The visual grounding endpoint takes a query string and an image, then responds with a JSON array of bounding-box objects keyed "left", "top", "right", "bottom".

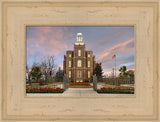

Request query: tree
[
  {"left": 32, "top": 62, "right": 40, "bottom": 67},
  {"left": 119, "top": 66, "right": 128, "bottom": 78},
  {"left": 40, "top": 56, "right": 57, "bottom": 83},
  {"left": 26, "top": 65, "right": 31, "bottom": 85},
  {"left": 93, "top": 63, "right": 103, "bottom": 82},
  {"left": 55, "top": 67, "right": 63, "bottom": 82},
  {"left": 127, "top": 70, "right": 135, "bottom": 83},
  {"left": 30, "top": 66, "right": 42, "bottom": 83}
]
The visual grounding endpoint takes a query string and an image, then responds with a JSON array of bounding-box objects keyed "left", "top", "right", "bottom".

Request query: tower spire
[
  {"left": 75, "top": 33, "right": 85, "bottom": 45},
  {"left": 77, "top": 33, "right": 83, "bottom": 41}
]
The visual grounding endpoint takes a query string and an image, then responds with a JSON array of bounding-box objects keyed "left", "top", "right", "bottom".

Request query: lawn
[{"left": 26, "top": 83, "right": 40, "bottom": 88}]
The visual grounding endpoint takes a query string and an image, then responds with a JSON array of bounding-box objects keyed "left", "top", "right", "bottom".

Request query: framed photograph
[
  {"left": 0, "top": 0, "right": 159, "bottom": 121},
  {"left": 26, "top": 26, "right": 135, "bottom": 96}
]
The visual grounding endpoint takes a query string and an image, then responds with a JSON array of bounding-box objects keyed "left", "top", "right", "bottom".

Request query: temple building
[{"left": 63, "top": 33, "right": 96, "bottom": 82}]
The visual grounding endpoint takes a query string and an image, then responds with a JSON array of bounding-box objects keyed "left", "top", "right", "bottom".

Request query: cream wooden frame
[{"left": 0, "top": 0, "right": 159, "bottom": 121}]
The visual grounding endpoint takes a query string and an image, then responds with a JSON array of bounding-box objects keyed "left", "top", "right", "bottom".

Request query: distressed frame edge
[{"left": 0, "top": 0, "right": 159, "bottom": 121}]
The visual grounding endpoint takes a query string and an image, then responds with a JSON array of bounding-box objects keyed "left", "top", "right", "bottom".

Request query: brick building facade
[{"left": 63, "top": 33, "right": 96, "bottom": 82}]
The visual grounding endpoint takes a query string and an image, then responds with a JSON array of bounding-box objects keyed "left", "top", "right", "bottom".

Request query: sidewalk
[{"left": 61, "top": 88, "right": 98, "bottom": 97}]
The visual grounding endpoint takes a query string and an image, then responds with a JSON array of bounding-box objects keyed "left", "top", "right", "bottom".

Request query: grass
[{"left": 26, "top": 83, "right": 41, "bottom": 88}]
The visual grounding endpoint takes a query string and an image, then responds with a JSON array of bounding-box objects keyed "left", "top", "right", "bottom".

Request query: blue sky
[{"left": 26, "top": 26, "right": 134, "bottom": 76}]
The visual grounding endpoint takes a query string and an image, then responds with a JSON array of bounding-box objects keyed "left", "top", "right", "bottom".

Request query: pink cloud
[
  {"left": 96, "top": 38, "right": 134, "bottom": 61},
  {"left": 88, "top": 30, "right": 131, "bottom": 50},
  {"left": 27, "top": 48, "right": 35, "bottom": 55},
  {"left": 27, "top": 27, "right": 74, "bottom": 57},
  {"left": 127, "top": 68, "right": 135, "bottom": 71},
  {"left": 104, "top": 70, "right": 120, "bottom": 77},
  {"left": 104, "top": 68, "right": 134, "bottom": 77}
]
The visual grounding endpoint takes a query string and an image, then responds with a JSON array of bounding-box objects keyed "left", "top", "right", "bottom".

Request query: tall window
[
  {"left": 78, "top": 50, "right": 81, "bottom": 56},
  {"left": 69, "top": 54, "right": 71, "bottom": 57},
  {"left": 77, "top": 70, "right": 81, "bottom": 78},
  {"left": 88, "top": 71, "right": 90, "bottom": 78},
  {"left": 77, "top": 60, "right": 82, "bottom": 67},
  {"left": 69, "top": 71, "right": 71, "bottom": 78},
  {"left": 88, "top": 61, "right": 90, "bottom": 67},
  {"left": 88, "top": 54, "right": 90, "bottom": 57},
  {"left": 69, "top": 61, "right": 71, "bottom": 67}
]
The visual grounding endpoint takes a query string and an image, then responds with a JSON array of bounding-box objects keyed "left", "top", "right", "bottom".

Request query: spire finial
[
  {"left": 75, "top": 33, "right": 84, "bottom": 45},
  {"left": 77, "top": 33, "right": 83, "bottom": 41}
]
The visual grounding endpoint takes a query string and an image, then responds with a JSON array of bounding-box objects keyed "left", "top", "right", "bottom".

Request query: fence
[
  {"left": 63, "top": 74, "right": 69, "bottom": 90},
  {"left": 93, "top": 75, "right": 97, "bottom": 91},
  {"left": 103, "top": 77, "right": 134, "bottom": 86}
]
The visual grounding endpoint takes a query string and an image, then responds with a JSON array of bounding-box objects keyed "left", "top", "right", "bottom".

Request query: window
[
  {"left": 69, "top": 71, "right": 71, "bottom": 78},
  {"left": 77, "top": 70, "right": 82, "bottom": 78},
  {"left": 69, "top": 54, "right": 71, "bottom": 57},
  {"left": 78, "top": 50, "right": 81, "bottom": 56},
  {"left": 88, "top": 61, "right": 90, "bottom": 67},
  {"left": 77, "top": 60, "right": 82, "bottom": 67},
  {"left": 69, "top": 61, "right": 71, "bottom": 67},
  {"left": 88, "top": 71, "right": 90, "bottom": 78},
  {"left": 88, "top": 54, "right": 90, "bottom": 57}
]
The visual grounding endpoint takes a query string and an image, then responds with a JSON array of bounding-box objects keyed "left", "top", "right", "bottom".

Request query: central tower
[
  {"left": 63, "top": 33, "right": 96, "bottom": 82},
  {"left": 73, "top": 33, "right": 86, "bottom": 82}
]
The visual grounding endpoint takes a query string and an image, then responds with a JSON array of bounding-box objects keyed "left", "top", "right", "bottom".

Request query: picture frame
[{"left": 0, "top": 0, "right": 159, "bottom": 121}]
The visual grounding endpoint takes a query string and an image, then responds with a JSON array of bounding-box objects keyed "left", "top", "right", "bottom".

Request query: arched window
[
  {"left": 88, "top": 54, "right": 90, "bottom": 57},
  {"left": 77, "top": 70, "right": 82, "bottom": 78},
  {"left": 77, "top": 60, "right": 82, "bottom": 67},
  {"left": 78, "top": 50, "right": 81, "bottom": 56},
  {"left": 69, "top": 61, "right": 71, "bottom": 67},
  {"left": 69, "top": 54, "right": 71, "bottom": 57},
  {"left": 69, "top": 71, "right": 71, "bottom": 78},
  {"left": 88, "top": 71, "right": 90, "bottom": 78},
  {"left": 88, "top": 61, "right": 90, "bottom": 67}
]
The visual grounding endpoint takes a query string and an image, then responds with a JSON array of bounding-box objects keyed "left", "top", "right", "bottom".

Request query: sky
[{"left": 26, "top": 26, "right": 134, "bottom": 76}]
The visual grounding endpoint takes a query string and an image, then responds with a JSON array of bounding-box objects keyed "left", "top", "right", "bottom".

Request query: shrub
[
  {"left": 69, "top": 82, "right": 90, "bottom": 86},
  {"left": 26, "top": 86, "right": 64, "bottom": 93},
  {"left": 84, "top": 81, "right": 89, "bottom": 83},
  {"left": 97, "top": 87, "right": 134, "bottom": 94},
  {"left": 39, "top": 80, "right": 45, "bottom": 86}
]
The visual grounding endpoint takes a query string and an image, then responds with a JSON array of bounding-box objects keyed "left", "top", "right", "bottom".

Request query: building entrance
[{"left": 76, "top": 80, "right": 83, "bottom": 82}]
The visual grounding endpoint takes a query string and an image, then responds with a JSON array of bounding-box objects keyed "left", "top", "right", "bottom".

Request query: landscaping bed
[
  {"left": 26, "top": 86, "right": 64, "bottom": 93},
  {"left": 69, "top": 82, "right": 92, "bottom": 88},
  {"left": 69, "top": 85, "right": 92, "bottom": 88},
  {"left": 97, "top": 87, "right": 134, "bottom": 94}
]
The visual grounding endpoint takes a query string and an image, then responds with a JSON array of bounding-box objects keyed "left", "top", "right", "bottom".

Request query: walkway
[{"left": 61, "top": 88, "right": 98, "bottom": 97}]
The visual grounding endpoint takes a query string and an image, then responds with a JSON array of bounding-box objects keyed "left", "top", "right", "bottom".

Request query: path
[{"left": 61, "top": 88, "right": 98, "bottom": 97}]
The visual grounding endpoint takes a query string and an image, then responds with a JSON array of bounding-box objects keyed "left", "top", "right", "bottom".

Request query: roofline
[{"left": 66, "top": 50, "right": 74, "bottom": 52}]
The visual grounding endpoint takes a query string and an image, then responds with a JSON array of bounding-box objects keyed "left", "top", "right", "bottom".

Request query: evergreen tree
[
  {"left": 93, "top": 63, "right": 103, "bottom": 82},
  {"left": 55, "top": 67, "right": 63, "bottom": 82},
  {"left": 30, "top": 66, "right": 42, "bottom": 83}
]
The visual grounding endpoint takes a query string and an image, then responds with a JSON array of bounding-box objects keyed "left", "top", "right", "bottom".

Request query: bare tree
[
  {"left": 40, "top": 56, "right": 57, "bottom": 84},
  {"left": 26, "top": 64, "right": 31, "bottom": 85},
  {"left": 32, "top": 62, "right": 40, "bottom": 67}
]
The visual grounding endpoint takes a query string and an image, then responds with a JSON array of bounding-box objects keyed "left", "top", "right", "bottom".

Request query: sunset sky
[{"left": 26, "top": 26, "right": 134, "bottom": 76}]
